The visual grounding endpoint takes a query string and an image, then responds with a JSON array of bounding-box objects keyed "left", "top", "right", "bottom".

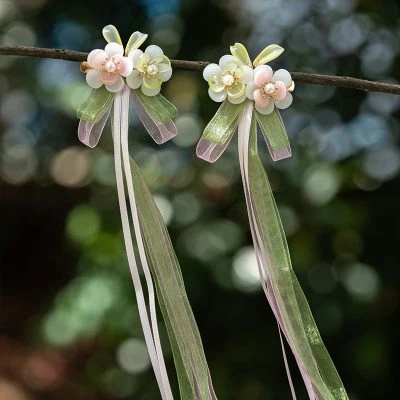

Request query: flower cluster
[
  {"left": 203, "top": 46, "right": 294, "bottom": 114},
  {"left": 83, "top": 42, "right": 172, "bottom": 95}
]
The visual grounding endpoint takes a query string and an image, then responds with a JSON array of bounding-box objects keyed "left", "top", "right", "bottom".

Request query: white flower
[
  {"left": 252, "top": 66, "right": 294, "bottom": 115},
  {"left": 202, "top": 55, "right": 254, "bottom": 104},
  {"left": 125, "top": 45, "right": 173, "bottom": 96},
  {"left": 85, "top": 43, "right": 133, "bottom": 93}
]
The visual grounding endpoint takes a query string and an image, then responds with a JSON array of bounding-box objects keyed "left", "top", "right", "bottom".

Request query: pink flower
[
  {"left": 85, "top": 43, "right": 133, "bottom": 93},
  {"left": 250, "top": 65, "right": 294, "bottom": 115}
]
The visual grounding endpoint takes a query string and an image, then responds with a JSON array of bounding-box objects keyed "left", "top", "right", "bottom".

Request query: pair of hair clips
[
  {"left": 75, "top": 26, "right": 349, "bottom": 400},
  {"left": 77, "top": 24, "right": 295, "bottom": 163}
]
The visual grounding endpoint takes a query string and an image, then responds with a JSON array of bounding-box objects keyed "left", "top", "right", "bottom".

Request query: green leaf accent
[
  {"left": 102, "top": 25, "right": 123, "bottom": 45},
  {"left": 230, "top": 42, "right": 252, "bottom": 66},
  {"left": 253, "top": 44, "right": 284, "bottom": 67},
  {"left": 134, "top": 89, "right": 178, "bottom": 124},
  {"left": 247, "top": 116, "right": 349, "bottom": 400},
  {"left": 130, "top": 158, "right": 217, "bottom": 400},
  {"left": 255, "top": 109, "right": 289, "bottom": 151},
  {"left": 126, "top": 31, "right": 148, "bottom": 54},
  {"left": 203, "top": 100, "right": 246, "bottom": 145},
  {"left": 76, "top": 87, "right": 115, "bottom": 124}
]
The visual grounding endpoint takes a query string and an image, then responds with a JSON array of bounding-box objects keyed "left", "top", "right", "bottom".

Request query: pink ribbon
[
  {"left": 78, "top": 106, "right": 112, "bottom": 148},
  {"left": 196, "top": 135, "right": 235, "bottom": 163}
]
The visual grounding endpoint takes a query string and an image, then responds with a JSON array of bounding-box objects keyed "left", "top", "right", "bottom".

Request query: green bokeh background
[{"left": 0, "top": 0, "right": 399, "bottom": 399}]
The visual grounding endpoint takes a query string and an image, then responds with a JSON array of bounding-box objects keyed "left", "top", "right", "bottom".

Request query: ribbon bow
[
  {"left": 77, "top": 24, "right": 178, "bottom": 148},
  {"left": 197, "top": 43, "right": 349, "bottom": 400},
  {"left": 76, "top": 26, "right": 217, "bottom": 400},
  {"left": 197, "top": 43, "right": 293, "bottom": 163}
]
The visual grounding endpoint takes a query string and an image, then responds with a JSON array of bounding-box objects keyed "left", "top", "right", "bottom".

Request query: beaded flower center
[
  {"left": 146, "top": 63, "right": 159, "bottom": 77},
  {"left": 102, "top": 57, "right": 120, "bottom": 74},
  {"left": 222, "top": 73, "right": 235, "bottom": 86},
  {"left": 261, "top": 81, "right": 281, "bottom": 98}
]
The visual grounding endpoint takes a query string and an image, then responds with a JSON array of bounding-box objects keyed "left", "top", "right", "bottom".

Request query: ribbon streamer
[
  {"left": 113, "top": 86, "right": 173, "bottom": 399},
  {"left": 77, "top": 84, "right": 218, "bottom": 399},
  {"left": 237, "top": 102, "right": 348, "bottom": 400}
]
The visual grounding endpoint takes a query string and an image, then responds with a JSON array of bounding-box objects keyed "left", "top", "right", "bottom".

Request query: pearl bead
[
  {"left": 105, "top": 60, "right": 117, "bottom": 73},
  {"left": 264, "top": 83, "right": 276, "bottom": 96},
  {"left": 147, "top": 64, "right": 159, "bottom": 76},
  {"left": 222, "top": 74, "right": 234, "bottom": 86}
]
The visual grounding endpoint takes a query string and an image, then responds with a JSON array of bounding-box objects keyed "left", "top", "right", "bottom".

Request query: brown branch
[{"left": 1, "top": 45, "right": 400, "bottom": 95}]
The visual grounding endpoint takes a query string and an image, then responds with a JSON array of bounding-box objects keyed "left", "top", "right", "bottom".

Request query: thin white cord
[
  {"left": 113, "top": 88, "right": 168, "bottom": 400},
  {"left": 120, "top": 86, "right": 174, "bottom": 399}
]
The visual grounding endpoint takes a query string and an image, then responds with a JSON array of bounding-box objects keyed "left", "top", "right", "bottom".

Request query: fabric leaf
[
  {"left": 126, "top": 31, "right": 148, "bottom": 54},
  {"left": 102, "top": 24, "right": 123, "bottom": 45},
  {"left": 230, "top": 43, "right": 252, "bottom": 67},
  {"left": 253, "top": 44, "right": 284, "bottom": 67}
]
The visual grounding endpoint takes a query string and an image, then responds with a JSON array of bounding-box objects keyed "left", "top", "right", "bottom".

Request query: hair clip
[
  {"left": 197, "top": 43, "right": 349, "bottom": 400},
  {"left": 77, "top": 25, "right": 177, "bottom": 148},
  {"left": 197, "top": 43, "right": 293, "bottom": 163},
  {"left": 76, "top": 25, "right": 217, "bottom": 400}
]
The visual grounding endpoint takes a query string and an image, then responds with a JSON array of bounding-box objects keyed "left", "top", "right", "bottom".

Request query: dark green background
[{"left": 0, "top": 0, "right": 399, "bottom": 399}]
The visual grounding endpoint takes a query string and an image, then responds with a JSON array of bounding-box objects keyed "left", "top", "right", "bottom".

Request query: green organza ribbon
[
  {"left": 203, "top": 100, "right": 246, "bottom": 145},
  {"left": 134, "top": 89, "right": 178, "bottom": 124},
  {"left": 255, "top": 109, "right": 290, "bottom": 154},
  {"left": 247, "top": 111, "right": 349, "bottom": 399},
  {"left": 77, "top": 86, "right": 115, "bottom": 124},
  {"left": 201, "top": 99, "right": 290, "bottom": 158},
  {"left": 76, "top": 87, "right": 177, "bottom": 126},
  {"left": 130, "top": 158, "right": 217, "bottom": 400}
]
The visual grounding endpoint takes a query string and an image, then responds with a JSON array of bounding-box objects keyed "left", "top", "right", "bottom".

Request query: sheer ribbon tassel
[
  {"left": 113, "top": 86, "right": 174, "bottom": 400},
  {"left": 237, "top": 102, "right": 349, "bottom": 400},
  {"left": 78, "top": 84, "right": 218, "bottom": 399}
]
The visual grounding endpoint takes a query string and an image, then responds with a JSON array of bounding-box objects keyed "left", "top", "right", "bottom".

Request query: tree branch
[{"left": 1, "top": 45, "right": 400, "bottom": 95}]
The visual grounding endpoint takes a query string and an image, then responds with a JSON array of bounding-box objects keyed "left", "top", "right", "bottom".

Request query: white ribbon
[{"left": 113, "top": 85, "right": 173, "bottom": 400}]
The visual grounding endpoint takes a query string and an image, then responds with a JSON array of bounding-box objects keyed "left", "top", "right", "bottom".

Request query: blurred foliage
[{"left": 0, "top": 0, "right": 399, "bottom": 399}]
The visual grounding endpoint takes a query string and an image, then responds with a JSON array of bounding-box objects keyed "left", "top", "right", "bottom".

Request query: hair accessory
[
  {"left": 77, "top": 25, "right": 217, "bottom": 400},
  {"left": 197, "top": 43, "right": 349, "bottom": 400}
]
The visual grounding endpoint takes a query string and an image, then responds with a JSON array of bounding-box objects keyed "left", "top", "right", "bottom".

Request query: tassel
[
  {"left": 237, "top": 102, "right": 348, "bottom": 400},
  {"left": 112, "top": 86, "right": 173, "bottom": 399}
]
